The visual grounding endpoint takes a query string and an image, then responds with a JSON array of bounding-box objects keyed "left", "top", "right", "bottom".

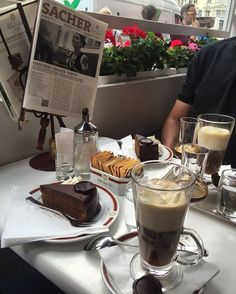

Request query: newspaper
[
  {"left": 23, "top": 0, "right": 108, "bottom": 120},
  {"left": 0, "top": 0, "right": 38, "bottom": 121}
]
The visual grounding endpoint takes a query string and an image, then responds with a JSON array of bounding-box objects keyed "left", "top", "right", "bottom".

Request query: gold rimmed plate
[{"left": 29, "top": 183, "right": 119, "bottom": 243}]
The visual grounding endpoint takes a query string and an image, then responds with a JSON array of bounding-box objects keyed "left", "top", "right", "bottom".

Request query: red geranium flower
[
  {"left": 122, "top": 25, "right": 147, "bottom": 39},
  {"left": 170, "top": 39, "right": 183, "bottom": 47},
  {"left": 123, "top": 40, "right": 131, "bottom": 47},
  {"left": 105, "top": 29, "right": 116, "bottom": 45}
]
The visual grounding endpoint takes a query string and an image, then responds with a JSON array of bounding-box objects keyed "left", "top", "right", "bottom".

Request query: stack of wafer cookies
[{"left": 91, "top": 151, "right": 140, "bottom": 178}]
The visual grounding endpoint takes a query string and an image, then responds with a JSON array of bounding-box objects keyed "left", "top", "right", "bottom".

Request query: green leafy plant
[
  {"left": 166, "top": 40, "right": 199, "bottom": 69},
  {"left": 100, "top": 25, "right": 167, "bottom": 77},
  {"left": 196, "top": 36, "right": 218, "bottom": 47}
]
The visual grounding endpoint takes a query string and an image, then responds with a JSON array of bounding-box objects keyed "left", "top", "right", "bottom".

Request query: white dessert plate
[
  {"left": 99, "top": 137, "right": 173, "bottom": 161},
  {"left": 160, "top": 145, "right": 173, "bottom": 161},
  {"left": 29, "top": 184, "right": 119, "bottom": 243},
  {"left": 131, "top": 142, "right": 174, "bottom": 161}
]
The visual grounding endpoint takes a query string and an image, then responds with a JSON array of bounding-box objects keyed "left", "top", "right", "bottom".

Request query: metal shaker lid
[{"left": 74, "top": 108, "right": 98, "bottom": 134}]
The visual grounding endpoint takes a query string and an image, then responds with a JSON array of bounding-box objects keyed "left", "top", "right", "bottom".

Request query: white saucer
[{"left": 100, "top": 232, "right": 218, "bottom": 294}]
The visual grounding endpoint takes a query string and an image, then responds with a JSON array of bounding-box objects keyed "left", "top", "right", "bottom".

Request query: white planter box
[
  {"left": 165, "top": 67, "right": 177, "bottom": 75},
  {"left": 177, "top": 67, "right": 188, "bottom": 74},
  {"left": 98, "top": 68, "right": 177, "bottom": 85}
]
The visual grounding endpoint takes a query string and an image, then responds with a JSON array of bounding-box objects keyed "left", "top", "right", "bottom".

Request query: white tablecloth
[{"left": 0, "top": 138, "right": 236, "bottom": 294}]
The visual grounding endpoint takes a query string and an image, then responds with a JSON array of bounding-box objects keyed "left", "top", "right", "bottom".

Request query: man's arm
[{"left": 161, "top": 99, "right": 192, "bottom": 149}]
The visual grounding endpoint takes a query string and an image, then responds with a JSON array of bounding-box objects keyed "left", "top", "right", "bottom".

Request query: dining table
[{"left": 0, "top": 137, "right": 236, "bottom": 294}]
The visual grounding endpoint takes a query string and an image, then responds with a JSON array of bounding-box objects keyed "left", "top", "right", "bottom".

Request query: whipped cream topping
[
  {"left": 137, "top": 179, "right": 188, "bottom": 232},
  {"left": 198, "top": 126, "right": 230, "bottom": 151},
  {"left": 61, "top": 176, "right": 82, "bottom": 185},
  {"left": 139, "top": 178, "right": 186, "bottom": 206}
]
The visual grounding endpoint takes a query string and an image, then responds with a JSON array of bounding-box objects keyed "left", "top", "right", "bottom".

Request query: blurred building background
[{"left": 177, "top": 0, "right": 229, "bottom": 30}]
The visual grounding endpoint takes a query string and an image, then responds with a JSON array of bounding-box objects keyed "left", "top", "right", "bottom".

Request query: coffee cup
[{"left": 131, "top": 160, "right": 205, "bottom": 291}]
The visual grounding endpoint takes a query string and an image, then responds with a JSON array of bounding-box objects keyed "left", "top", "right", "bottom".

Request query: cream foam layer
[
  {"left": 198, "top": 126, "right": 230, "bottom": 151},
  {"left": 137, "top": 179, "right": 188, "bottom": 233}
]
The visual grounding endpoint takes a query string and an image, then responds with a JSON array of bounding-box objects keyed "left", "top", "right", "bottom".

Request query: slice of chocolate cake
[
  {"left": 40, "top": 181, "right": 100, "bottom": 222},
  {"left": 135, "top": 134, "right": 159, "bottom": 162}
]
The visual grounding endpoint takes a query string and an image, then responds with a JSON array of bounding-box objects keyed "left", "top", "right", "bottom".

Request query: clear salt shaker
[{"left": 74, "top": 108, "right": 98, "bottom": 176}]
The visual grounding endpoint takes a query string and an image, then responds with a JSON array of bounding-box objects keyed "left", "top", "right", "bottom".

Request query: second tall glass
[
  {"left": 197, "top": 114, "right": 235, "bottom": 175},
  {"left": 174, "top": 117, "right": 198, "bottom": 157}
]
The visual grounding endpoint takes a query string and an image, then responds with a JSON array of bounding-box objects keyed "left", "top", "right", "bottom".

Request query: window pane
[
  {"left": 59, "top": 0, "right": 182, "bottom": 24},
  {"left": 54, "top": 0, "right": 234, "bottom": 32}
]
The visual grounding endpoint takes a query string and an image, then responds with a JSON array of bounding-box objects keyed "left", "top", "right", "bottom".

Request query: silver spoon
[
  {"left": 84, "top": 235, "right": 138, "bottom": 251},
  {"left": 84, "top": 235, "right": 209, "bottom": 257},
  {"left": 25, "top": 196, "right": 96, "bottom": 227}
]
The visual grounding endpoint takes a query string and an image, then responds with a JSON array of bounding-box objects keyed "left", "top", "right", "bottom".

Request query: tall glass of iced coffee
[
  {"left": 131, "top": 161, "right": 205, "bottom": 291},
  {"left": 197, "top": 114, "right": 235, "bottom": 175}
]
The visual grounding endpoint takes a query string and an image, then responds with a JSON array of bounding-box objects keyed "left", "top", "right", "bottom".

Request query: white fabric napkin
[
  {"left": 100, "top": 135, "right": 137, "bottom": 158},
  {"left": 99, "top": 238, "right": 219, "bottom": 294},
  {"left": 1, "top": 186, "right": 108, "bottom": 248}
]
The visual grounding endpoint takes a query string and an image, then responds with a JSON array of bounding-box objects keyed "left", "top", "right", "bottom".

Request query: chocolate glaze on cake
[
  {"left": 135, "top": 134, "right": 159, "bottom": 162},
  {"left": 132, "top": 275, "right": 162, "bottom": 294},
  {"left": 40, "top": 181, "right": 100, "bottom": 222}
]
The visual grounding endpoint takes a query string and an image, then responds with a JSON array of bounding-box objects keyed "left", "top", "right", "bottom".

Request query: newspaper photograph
[
  {"left": 23, "top": 0, "right": 108, "bottom": 119},
  {"left": 0, "top": 1, "right": 38, "bottom": 121}
]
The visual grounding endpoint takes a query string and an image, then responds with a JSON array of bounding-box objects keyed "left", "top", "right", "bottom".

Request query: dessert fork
[{"left": 25, "top": 196, "right": 95, "bottom": 227}]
